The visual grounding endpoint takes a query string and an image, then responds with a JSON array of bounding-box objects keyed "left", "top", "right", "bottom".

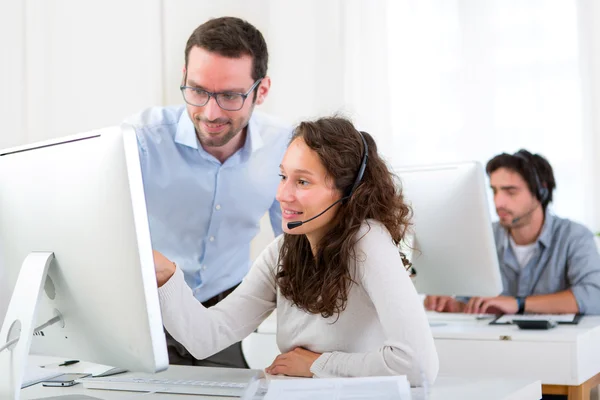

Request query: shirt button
[
  {"left": 209, "top": 236, "right": 215, "bottom": 242},
  {"left": 215, "top": 204, "right": 221, "bottom": 210},
  {"left": 202, "top": 265, "right": 207, "bottom": 271}
]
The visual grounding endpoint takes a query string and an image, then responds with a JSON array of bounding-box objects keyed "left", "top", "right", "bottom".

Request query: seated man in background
[{"left": 425, "top": 149, "right": 600, "bottom": 315}]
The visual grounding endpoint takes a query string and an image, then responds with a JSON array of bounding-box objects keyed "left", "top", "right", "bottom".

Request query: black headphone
[
  {"left": 346, "top": 131, "right": 369, "bottom": 198},
  {"left": 512, "top": 150, "right": 549, "bottom": 204}
]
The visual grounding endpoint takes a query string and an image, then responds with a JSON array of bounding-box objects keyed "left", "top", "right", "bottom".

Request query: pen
[
  {"left": 58, "top": 360, "right": 80, "bottom": 366},
  {"left": 41, "top": 360, "right": 80, "bottom": 368}
]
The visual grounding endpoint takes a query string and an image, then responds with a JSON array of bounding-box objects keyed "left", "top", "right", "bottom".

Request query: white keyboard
[{"left": 80, "top": 376, "right": 249, "bottom": 397}]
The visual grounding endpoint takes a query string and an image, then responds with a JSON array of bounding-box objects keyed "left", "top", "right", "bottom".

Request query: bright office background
[{"left": 0, "top": 0, "right": 599, "bottom": 233}]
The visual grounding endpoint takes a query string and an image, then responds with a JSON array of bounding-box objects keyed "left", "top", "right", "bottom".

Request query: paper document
[
  {"left": 495, "top": 313, "right": 577, "bottom": 324},
  {"left": 261, "top": 375, "right": 411, "bottom": 400},
  {"left": 22, "top": 365, "right": 62, "bottom": 388}
]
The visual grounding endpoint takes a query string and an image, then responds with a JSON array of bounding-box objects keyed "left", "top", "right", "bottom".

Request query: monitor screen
[
  {"left": 395, "top": 161, "right": 502, "bottom": 297},
  {"left": 0, "top": 126, "right": 168, "bottom": 395}
]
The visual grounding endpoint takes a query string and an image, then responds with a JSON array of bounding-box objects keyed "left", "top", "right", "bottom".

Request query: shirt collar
[
  {"left": 537, "top": 212, "right": 555, "bottom": 248},
  {"left": 173, "top": 109, "right": 265, "bottom": 154},
  {"left": 244, "top": 112, "right": 264, "bottom": 153},
  {"left": 174, "top": 110, "right": 199, "bottom": 149},
  {"left": 497, "top": 211, "right": 556, "bottom": 252}
]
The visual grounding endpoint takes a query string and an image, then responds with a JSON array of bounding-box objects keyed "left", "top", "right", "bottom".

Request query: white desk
[
  {"left": 244, "top": 312, "right": 600, "bottom": 400},
  {"left": 429, "top": 313, "right": 600, "bottom": 400},
  {"left": 21, "top": 356, "right": 541, "bottom": 400}
]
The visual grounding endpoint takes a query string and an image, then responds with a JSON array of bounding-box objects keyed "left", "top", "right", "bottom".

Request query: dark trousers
[{"left": 165, "top": 283, "right": 249, "bottom": 369}]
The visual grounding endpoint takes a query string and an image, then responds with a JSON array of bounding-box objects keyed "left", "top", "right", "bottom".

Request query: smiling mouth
[
  {"left": 201, "top": 121, "right": 228, "bottom": 130},
  {"left": 284, "top": 210, "right": 303, "bottom": 216},
  {"left": 282, "top": 209, "right": 304, "bottom": 220}
]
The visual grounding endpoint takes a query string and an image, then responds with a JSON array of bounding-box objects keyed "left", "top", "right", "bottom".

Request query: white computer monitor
[
  {"left": 395, "top": 161, "right": 502, "bottom": 297},
  {"left": 0, "top": 126, "right": 168, "bottom": 397}
]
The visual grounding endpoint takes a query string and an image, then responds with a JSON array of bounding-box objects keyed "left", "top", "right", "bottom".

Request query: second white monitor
[{"left": 395, "top": 161, "right": 502, "bottom": 297}]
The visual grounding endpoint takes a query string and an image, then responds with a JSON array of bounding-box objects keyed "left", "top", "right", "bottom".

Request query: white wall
[
  {"left": 1, "top": 1, "right": 599, "bottom": 231},
  {"left": 1, "top": 0, "right": 164, "bottom": 147},
  {"left": 1, "top": 1, "right": 352, "bottom": 144},
  {"left": 1, "top": 0, "right": 600, "bottom": 323},
  {"left": 0, "top": 2, "right": 25, "bottom": 149},
  {"left": 578, "top": 0, "right": 600, "bottom": 233}
]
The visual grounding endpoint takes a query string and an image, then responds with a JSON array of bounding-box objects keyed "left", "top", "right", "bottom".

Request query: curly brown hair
[{"left": 276, "top": 117, "right": 412, "bottom": 318}]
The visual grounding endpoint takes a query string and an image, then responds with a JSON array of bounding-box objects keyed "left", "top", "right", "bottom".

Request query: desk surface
[
  {"left": 22, "top": 356, "right": 541, "bottom": 400},
  {"left": 428, "top": 313, "right": 600, "bottom": 386},
  {"left": 259, "top": 311, "right": 600, "bottom": 341},
  {"left": 427, "top": 313, "right": 600, "bottom": 341},
  {"left": 251, "top": 311, "right": 600, "bottom": 387}
]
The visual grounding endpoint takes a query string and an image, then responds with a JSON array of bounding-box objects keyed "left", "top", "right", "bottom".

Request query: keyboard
[{"left": 80, "top": 376, "right": 250, "bottom": 397}]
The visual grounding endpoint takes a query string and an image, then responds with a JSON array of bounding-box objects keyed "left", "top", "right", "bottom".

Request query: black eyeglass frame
[{"left": 180, "top": 75, "right": 263, "bottom": 111}]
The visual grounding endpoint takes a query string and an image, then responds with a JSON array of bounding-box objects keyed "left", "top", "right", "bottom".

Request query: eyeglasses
[{"left": 180, "top": 78, "right": 263, "bottom": 111}]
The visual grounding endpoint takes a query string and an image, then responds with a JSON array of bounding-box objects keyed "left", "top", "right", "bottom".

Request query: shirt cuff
[
  {"left": 158, "top": 266, "right": 185, "bottom": 305},
  {"left": 569, "top": 286, "right": 586, "bottom": 314},
  {"left": 310, "top": 352, "right": 333, "bottom": 378}
]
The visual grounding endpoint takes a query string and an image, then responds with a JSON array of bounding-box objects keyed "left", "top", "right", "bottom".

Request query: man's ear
[{"left": 255, "top": 76, "right": 271, "bottom": 105}]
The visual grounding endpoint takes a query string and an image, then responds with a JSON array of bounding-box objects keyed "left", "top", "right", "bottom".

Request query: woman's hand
[
  {"left": 265, "top": 347, "right": 321, "bottom": 377},
  {"left": 153, "top": 250, "right": 176, "bottom": 287}
]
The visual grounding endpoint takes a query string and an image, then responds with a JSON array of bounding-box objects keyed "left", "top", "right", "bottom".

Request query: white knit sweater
[{"left": 158, "top": 219, "right": 439, "bottom": 386}]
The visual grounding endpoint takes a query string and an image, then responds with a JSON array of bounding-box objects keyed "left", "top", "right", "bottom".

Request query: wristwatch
[{"left": 516, "top": 296, "right": 526, "bottom": 314}]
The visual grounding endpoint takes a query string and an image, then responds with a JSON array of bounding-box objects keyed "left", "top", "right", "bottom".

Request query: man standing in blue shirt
[
  {"left": 425, "top": 149, "right": 600, "bottom": 315},
  {"left": 126, "top": 17, "right": 291, "bottom": 367}
]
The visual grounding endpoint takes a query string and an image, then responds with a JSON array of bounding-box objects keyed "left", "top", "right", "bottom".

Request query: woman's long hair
[{"left": 276, "top": 117, "right": 412, "bottom": 318}]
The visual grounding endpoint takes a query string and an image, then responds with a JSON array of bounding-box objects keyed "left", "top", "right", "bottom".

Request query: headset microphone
[
  {"left": 287, "top": 131, "right": 369, "bottom": 230},
  {"left": 510, "top": 203, "right": 538, "bottom": 225},
  {"left": 287, "top": 197, "right": 347, "bottom": 229}
]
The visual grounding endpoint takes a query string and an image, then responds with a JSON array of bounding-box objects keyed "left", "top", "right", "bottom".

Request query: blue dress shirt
[{"left": 127, "top": 105, "right": 291, "bottom": 302}]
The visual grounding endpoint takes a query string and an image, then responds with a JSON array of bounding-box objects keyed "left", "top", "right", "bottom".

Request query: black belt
[{"left": 201, "top": 283, "right": 240, "bottom": 308}]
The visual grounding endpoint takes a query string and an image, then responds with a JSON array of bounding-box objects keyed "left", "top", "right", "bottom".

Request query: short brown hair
[
  {"left": 486, "top": 149, "right": 556, "bottom": 210},
  {"left": 184, "top": 17, "right": 268, "bottom": 81}
]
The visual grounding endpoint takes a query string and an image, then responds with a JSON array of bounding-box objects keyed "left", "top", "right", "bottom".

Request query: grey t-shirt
[{"left": 494, "top": 213, "right": 600, "bottom": 314}]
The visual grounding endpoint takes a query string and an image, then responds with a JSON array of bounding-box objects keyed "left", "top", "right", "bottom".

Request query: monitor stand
[{"left": 0, "top": 252, "right": 55, "bottom": 400}]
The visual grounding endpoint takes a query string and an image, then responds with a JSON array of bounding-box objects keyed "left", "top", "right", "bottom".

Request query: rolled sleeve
[
  {"left": 268, "top": 198, "right": 283, "bottom": 237},
  {"left": 567, "top": 230, "right": 600, "bottom": 314}
]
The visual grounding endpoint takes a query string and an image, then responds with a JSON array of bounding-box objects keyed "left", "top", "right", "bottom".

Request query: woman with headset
[{"left": 153, "top": 116, "right": 438, "bottom": 386}]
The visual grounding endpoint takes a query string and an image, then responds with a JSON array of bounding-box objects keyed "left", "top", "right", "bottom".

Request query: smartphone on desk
[
  {"left": 514, "top": 319, "right": 558, "bottom": 330},
  {"left": 42, "top": 373, "right": 91, "bottom": 387}
]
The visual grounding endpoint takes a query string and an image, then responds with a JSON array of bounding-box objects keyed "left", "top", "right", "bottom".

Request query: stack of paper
[
  {"left": 22, "top": 365, "right": 62, "bottom": 388},
  {"left": 244, "top": 375, "right": 411, "bottom": 400}
]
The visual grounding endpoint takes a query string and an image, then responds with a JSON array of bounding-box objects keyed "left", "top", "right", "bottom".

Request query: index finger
[{"left": 465, "top": 297, "right": 480, "bottom": 314}]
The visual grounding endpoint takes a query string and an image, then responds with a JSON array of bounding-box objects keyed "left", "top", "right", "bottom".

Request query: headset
[
  {"left": 287, "top": 131, "right": 369, "bottom": 229},
  {"left": 346, "top": 131, "right": 369, "bottom": 198},
  {"left": 512, "top": 150, "right": 549, "bottom": 204}
]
